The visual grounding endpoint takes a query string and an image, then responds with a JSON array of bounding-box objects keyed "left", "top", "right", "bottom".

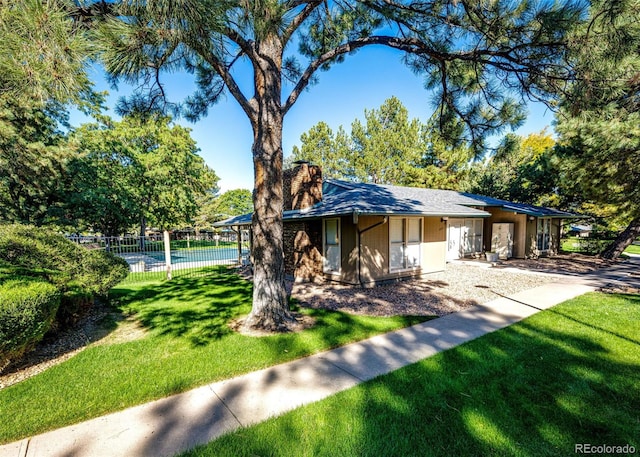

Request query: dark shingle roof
[
  {"left": 214, "top": 178, "right": 580, "bottom": 227},
  {"left": 459, "top": 192, "right": 581, "bottom": 218}
]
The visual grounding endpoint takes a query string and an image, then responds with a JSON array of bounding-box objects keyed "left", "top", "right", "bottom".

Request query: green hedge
[
  {"left": 0, "top": 224, "right": 129, "bottom": 328},
  {"left": 0, "top": 278, "right": 61, "bottom": 368}
]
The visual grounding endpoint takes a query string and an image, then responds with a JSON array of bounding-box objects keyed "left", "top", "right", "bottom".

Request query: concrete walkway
[{"left": 1, "top": 256, "right": 638, "bottom": 457}]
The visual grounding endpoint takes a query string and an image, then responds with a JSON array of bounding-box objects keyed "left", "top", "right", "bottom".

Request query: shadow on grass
[
  {"left": 111, "top": 266, "right": 434, "bottom": 352},
  {"left": 179, "top": 293, "right": 640, "bottom": 457},
  {"left": 110, "top": 267, "right": 253, "bottom": 346}
]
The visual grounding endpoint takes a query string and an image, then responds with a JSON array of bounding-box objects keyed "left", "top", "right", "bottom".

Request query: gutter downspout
[{"left": 356, "top": 214, "right": 389, "bottom": 287}]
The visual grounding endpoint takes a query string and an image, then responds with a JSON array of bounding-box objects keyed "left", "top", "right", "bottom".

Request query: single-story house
[
  {"left": 216, "top": 162, "right": 579, "bottom": 286},
  {"left": 567, "top": 224, "right": 593, "bottom": 238}
]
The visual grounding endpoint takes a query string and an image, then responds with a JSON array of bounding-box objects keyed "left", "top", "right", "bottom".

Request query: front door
[{"left": 447, "top": 220, "right": 463, "bottom": 260}]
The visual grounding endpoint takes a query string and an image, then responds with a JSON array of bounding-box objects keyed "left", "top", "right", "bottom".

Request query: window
[
  {"left": 323, "top": 218, "right": 340, "bottom": 273},
  {"left": 537, "top": 218, "right": 551, "bottom": 251},
  {"left": 463, "top": 219, "right": 483, "bottom": 255},
  {"left": 390, "top": 217, "right": 422, "bottom": 271}
]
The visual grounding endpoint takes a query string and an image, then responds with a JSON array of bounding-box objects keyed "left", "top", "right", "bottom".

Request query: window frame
[
  {"left": 537, "top": 217, "right": 552, "bottom": 251},
  {"left": 323, "top": 218, "right": 341, "bottom": 274},
  {"left": 389, "top": 217, "right": 423, "bottom": 272}
]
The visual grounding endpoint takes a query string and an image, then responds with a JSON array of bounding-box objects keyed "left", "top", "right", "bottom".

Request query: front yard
[
  {"left": 182, "top": 292, "right": 640, "bottom": 457},
  {"left": 0, "top": 267, "right": 429, "bottom": 443},
  {"left": 0, "top": 257, "right": 635, "bottom": 451}
]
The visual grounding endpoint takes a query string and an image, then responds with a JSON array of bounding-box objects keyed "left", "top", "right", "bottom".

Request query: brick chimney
[{"left": 283, "top": 161, "right": 322, "bottom": 210}]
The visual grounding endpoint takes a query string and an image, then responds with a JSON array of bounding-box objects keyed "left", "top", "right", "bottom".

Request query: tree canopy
[
  {"left": 289, "top": 97, "right": 473, "bottom": 188},
  {"left": 0, "top": 0, "right": 96, "bottom": 108},
  {"left": 464, "top": 129, "right": 560, "bottom": 207},
  {"left": 0, "top": 99, "right": 71, "bottom": 225},
  {"left": 553, "top": 0, "right": 640, "bottom": 258},
  {"left": 66, "top": 114, "right": 218, "bottom": 236}
]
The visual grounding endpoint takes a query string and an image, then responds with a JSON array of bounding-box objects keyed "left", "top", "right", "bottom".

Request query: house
[
  {"left": 216, "top": 162, "right": 579, "bottom": 286},
  {"left": 448, "top": 193, "right": 579, "bottom": 260},
  {"left": 567, "top": 224, "right": 593, "bottom": 238}
]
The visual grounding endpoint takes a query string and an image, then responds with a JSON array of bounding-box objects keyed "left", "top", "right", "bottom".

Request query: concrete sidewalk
[{"left": 1, "top": 256, "right": 638, "bottom": 457}]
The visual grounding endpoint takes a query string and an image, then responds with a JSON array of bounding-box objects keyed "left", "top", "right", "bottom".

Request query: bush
[
  {"left": 0, "top": 224, "right": 129, "bottom": 328},
  {"left": 0, "top": 278, "right": 61, "bottom": 369},
  {"left": 76, "top": 249, "right": 130, "bottom": 296}
]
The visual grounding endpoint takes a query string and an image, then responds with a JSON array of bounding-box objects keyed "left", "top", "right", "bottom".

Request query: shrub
[
  {"left": 0, "top": 224, "right": 129, "bottom": 328},
  {"left": 0, "top": 278, "right": 61, "bottom": 369},
  {"left": 76, "top": 249, "right": 130, "bottom": 296}
]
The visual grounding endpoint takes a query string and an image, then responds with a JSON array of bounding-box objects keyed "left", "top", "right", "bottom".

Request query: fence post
[{"left": 164, "top": 230, "right": 172, "bottom": 280}]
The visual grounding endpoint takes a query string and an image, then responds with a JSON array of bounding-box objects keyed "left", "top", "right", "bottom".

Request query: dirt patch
[
  {"left": 229, "top": 313, "right": 317, "bottom": 337},
  {"left": 0, "top": 301, "right": 146, "bottom": 389}
]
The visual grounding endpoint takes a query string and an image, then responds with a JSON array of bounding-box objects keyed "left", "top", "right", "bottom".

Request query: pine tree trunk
[
  {"left": 601, "top": 217, "right": 640, "bottom": 259},
  {"left": 243, "top": 34, "right": 295, "bottom": 331}
]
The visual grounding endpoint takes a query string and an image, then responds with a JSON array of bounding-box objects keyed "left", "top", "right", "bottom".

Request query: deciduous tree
[
  {"left": 66, "top": 115, "right": 218, "bottom": 237},
  {"left": 464, "top": 129, "right": 560, "bottom": 206}
]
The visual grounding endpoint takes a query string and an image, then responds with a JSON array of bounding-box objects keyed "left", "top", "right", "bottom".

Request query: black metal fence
[{"left": 68, "top": 231, "right": 250, "bottom": 282}]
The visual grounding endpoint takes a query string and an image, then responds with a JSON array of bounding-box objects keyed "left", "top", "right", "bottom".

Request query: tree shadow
[
  {"left": 174, "top": 293, "right": 639, "bottom": 457},
  {"left": 0, "top": 299, "right": 121, "bottom": 385},
  {"left": 110, "top": 269, "right": 253, "bottom": 347}
]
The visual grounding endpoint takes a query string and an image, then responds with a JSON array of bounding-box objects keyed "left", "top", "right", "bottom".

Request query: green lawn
[
  {"left": 625, "top": 243, "right": 640, "bottom": 255},
  {"left": 0, "top": 267, "right": 430, "bottom": 444},
  {"left": 182, "top": 292, "right": 640, "bottom": 457},
  {"left": 561, "top": 237, "right": 609, "bottom": 255},
  {"left": 562, "top": 236, "right": 640, "bottom": 256}
]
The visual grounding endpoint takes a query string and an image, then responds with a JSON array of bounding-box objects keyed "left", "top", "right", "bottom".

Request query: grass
[
  {"left": 625, "top": 243, "right": 640, "bottom": 255},
  {"left": 0, "top": 267, "right": 430, "bottom": 444},
  {"left": 561, "top": 237, "right": 609, "bottom": 255},
  {"left": 182, "top": 292, "right": 640, "bottom": 457},
  {"left": 562, "top": 237, "right": 640, "bottom": 256}
]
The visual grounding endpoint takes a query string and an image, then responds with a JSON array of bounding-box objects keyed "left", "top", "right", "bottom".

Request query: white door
[
  {"left": 447, "top": 220, "right": 463, "bottom": 260},
  {"left": 491, "top": 223, "right": 514, "bottom": 259}
]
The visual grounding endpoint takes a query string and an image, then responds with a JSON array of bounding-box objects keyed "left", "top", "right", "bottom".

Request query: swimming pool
[{"left": 143, "top": 247, "right": 249, "bottom": 264}]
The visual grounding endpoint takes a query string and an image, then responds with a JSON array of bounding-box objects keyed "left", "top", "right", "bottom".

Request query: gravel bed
[{"left": 290, "top": 262, "right": 560, "bottom": 317}]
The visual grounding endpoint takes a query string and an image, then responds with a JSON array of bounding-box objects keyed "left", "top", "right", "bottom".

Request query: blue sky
[{"left": 72, "top": 46, "right": 553, "bottom": 192}]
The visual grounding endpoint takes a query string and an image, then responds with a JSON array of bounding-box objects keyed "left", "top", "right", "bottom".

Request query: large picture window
[
  {"left": 537, "top": 218, "right": 551, "bottom": 251},
  {"left": 323, "top": 218, "right": 340, "bottom": 273},
  {"left": 390, "top": 217, "right": 422, "bottom": 271}
]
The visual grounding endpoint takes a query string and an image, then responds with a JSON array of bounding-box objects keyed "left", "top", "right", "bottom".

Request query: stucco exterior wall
[
  {"left": 422, "top": 216, "right": 447, "bottom": 273},
  {"left": 341, "top": 215, "right": 447, "bottom": 286},
  {"left": 355, "top": 215, "right": 388, "bottom": 285},
  {"left": 285, "top": 215, "right": 448, "bottom": 285}
]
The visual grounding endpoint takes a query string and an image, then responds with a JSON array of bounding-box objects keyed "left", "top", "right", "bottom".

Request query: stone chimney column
[{"left": 283, "top": 161, "right": 322, "bottom": 210}]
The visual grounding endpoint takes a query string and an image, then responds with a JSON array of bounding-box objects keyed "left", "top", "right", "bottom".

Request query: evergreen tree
[
  {"left": 292, "top": 98, "right": 473, "bottom": 188},
  {"left": 0, "top": 0, "right": 95, "bottom": 106},
  {"left": 0, "top": 99, "right": 70, "bottom": 225},
  {"left": 554, "top": 0, "right": 640, "bottom": 258},
  {"left": 289, "top": 122, "right": 351, "bottom": 179}
]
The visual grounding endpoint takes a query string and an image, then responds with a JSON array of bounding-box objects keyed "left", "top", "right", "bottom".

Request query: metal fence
[{"left": 68, "top": 231, "right": 250, "bottom": 282}]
